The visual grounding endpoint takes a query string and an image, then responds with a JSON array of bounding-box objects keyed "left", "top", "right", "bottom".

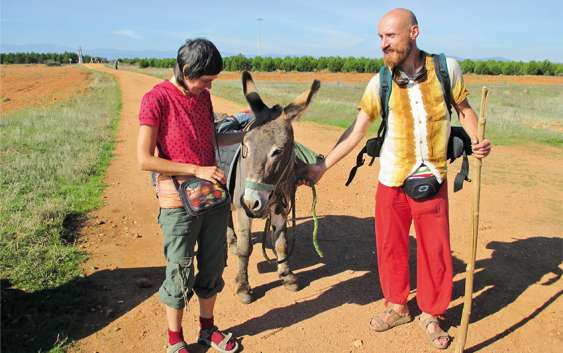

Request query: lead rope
[
  {"left": 311, "top": 185, "right": 323, "bottom": 258},
  {"left": 294, "top": 143, "right": 324, "bottom": 258},
  {"left": 261, "top": 187, "right": 297, "bottom": 265},
  {"left": 261, "top": 183, "right": 322, "bottom": 264},
  {"left": 250, "top": 141, "right": 324, "bottom": 262}
]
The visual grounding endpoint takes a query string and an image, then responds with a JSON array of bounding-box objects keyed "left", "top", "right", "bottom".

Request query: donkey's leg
[
  {"left": 271, "top": 213, "right": 300, "bottom": 292},
  {"left": 234, "top": 208, "right": 253, "bottom": 304},
  {"left": 226, "top": 211, "right": 237, "bottom": 255}
]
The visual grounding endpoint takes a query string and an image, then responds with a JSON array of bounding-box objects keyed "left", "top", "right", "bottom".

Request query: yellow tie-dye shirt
[{"left": 359, "top": 54, "right": 469, "bottom": 187}]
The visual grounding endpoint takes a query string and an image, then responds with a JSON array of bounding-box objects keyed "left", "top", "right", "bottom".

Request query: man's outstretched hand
[{"left": 296, "top": 162, "right": 327, "bottom": 187}]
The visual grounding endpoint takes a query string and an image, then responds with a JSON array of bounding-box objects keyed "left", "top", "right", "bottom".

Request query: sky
[{"left": 1, "top": 0, "right": 563, "bottom": 62}]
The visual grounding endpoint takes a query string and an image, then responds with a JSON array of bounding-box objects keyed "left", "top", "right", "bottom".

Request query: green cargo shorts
[{"left": 157, "top": 205, "right": 229, "bottom": 309}]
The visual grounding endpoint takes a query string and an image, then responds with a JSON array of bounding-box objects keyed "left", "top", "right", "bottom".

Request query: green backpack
[{"left": 345, "top": 53, "right": 472, "bottom": 192}]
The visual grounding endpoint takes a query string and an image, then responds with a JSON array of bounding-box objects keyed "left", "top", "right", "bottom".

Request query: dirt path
[{"left": 72, "top": 64, "right": 562, "bottom": 353}]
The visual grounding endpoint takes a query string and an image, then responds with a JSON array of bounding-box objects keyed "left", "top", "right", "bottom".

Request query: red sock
[
  {"left": 199, "top": 316, "right": 214, "bottom": 330},
  {"left": 200, "top": 317, "right": 236, "bottom": 351},
  {"left": 168, "top": 329, "right": 189, "bottom": 353}
]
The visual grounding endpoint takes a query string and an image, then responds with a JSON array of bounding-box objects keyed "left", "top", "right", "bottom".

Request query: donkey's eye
[{"left": 271, "top": 149, "right": 282, "bottom": 157}]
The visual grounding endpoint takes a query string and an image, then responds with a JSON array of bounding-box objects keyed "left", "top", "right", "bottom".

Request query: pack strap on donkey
[{"left": 345, "top": 53, "right": 473, "bottom": 192}]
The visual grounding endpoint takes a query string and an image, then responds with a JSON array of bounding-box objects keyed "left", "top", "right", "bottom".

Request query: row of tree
[
  {"left": 3, "top": 52, "right": 561, "bottom": 76},
  {"left": 0, "top": 52, "right": 107, "bottom": 65},
  {"left": 121, "top": 56, "right": 386, "bottom": 73},
  {"left": 121, "top": 55, "right": 563, "bottom": 76}
]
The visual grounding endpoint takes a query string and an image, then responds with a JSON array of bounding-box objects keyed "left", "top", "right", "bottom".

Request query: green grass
[
  {"left": 468, "top": 83, "right": 563, "bottom": 146},
  {"left": 119, "top": 65, "right": 563, "bottom": 146},
  {"left": 45, "top": 336, "right": 68, "bottom": 353},
  {"left": 1, "top": 68, "right": 120, "bottom": 352},
  {"left": 0, "top": 69, "right": 121, "bottom": 291}
]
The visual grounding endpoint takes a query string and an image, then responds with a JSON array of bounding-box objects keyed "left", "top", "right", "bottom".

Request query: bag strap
[
  {"left": 345, "top": 65, "right": 392, "bottom": 187},
  {"left": 379, "top": 64, "right": 392, "bottom": 126},
  {"left": 432, "top": 53, "right": 453, "bottom": 118},
  {"left": 432, "top": 53, "right": 473, "bottom": 192},
  {"left": 453, "top": 153, "right": 470, "bottom": 192},
  {"left": 170, "top": 175, "right": 181, "bottom": 191},
  {"left": 345, "top": 145, "right": 368, "bottom": 186}
]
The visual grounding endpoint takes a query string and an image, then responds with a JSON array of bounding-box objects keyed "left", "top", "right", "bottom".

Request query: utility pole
[{"left": 257, "top": 17, "right": 263, "bottom": 56}]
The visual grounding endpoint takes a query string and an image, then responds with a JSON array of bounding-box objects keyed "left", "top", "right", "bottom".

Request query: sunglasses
[{"left": 393, "top": 66, "right": 428, "bottom": 87}]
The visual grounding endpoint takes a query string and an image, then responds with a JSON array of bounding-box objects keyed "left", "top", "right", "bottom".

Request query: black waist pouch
[{"left": 402, "top": 175, "right": 442, "bottom": 201}]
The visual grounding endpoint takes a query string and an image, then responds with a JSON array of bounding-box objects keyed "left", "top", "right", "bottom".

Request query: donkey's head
[{"left": 239, "top": 71, "right": 320, "bottom": 218}]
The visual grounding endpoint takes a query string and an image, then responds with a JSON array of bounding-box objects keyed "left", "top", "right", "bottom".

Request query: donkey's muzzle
[{"left": 241, "top": 189, "right": 270, "bottom": 218}]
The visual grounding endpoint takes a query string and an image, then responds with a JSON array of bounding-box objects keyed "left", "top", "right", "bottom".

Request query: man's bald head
[{"left": 380, "top": 8, "right": 418, "bottom": 30}]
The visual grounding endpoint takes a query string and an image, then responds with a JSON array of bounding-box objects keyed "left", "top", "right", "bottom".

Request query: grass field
[
  {"left": 0, "top": 67, "right": 121, "bottom": 353},
  {"left": 1, "top": 68, "right": 121, "bottom": 352},
  {"left": 120, "top": 64, "right": 563, "bottom": 147},
  {"left": 0, "top": 69, "right": 120, "bottom": 290}
]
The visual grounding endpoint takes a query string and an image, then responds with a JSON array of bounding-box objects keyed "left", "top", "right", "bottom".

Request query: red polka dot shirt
[{"left": 138, "top": 80, "right": 215, "bottom": 167}]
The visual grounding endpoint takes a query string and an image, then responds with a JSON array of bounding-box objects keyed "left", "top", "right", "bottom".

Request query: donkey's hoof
[
  {"left": 237, "top": 292, "right": 252, "bottom": 304},
  {"left": 228, "top": 243, "right": 238, "bottom": 256},
  {"left": 236, "top": 289, "right": 253, "bottom": 304},
  {"left": 281, "top": 272, "right": 300, "bottom": 292}
]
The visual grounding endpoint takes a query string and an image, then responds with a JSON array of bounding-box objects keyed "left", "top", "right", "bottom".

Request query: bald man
[{"left": 304, "top": 8, "right": 491, "bottom": 350}]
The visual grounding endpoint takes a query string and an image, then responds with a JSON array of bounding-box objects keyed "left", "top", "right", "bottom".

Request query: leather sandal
[
  {"left": 198, "top": 326, "right": 239, "bottom": 353},
  {"left": 369, "top": 307, "right": 413, "bottom": 332},
  {"left": 418, "top": 316, "right": 451, "bottom": 349},
  {"left": 167, "top": 341, "right": 189, "bottom": 353}
]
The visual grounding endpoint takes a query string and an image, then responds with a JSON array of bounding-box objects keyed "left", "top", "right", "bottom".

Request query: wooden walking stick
[{"left": 454, "top": 87, "right": 489, "bottom": 353}]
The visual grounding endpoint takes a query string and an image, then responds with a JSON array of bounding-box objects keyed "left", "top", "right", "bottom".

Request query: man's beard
[{"left": 383, "top": 41, "right": 412, "bottom": 69}]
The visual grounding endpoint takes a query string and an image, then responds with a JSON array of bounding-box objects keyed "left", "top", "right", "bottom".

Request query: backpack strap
[
  {"left": 432, "top": 53, "right": 453, "bottom": 117},
  {"left": 433, "top": 53, "right": 473, "bottom": 192},
  {"left": 379, "top": 64, "right": 393, "bottom": 124},
  {"left": 453, "top": 153, "right": 470, "bottom": 192},
  {"left": 344, "top": 65, "right": 392, "bottom": 186},
  {"left": 344, "top": 144, "right": 367, "bottom": 186}
]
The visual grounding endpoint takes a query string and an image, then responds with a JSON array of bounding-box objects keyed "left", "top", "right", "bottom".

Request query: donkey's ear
[
  {"left": 242, "top": 71, "right": 268, "bottom": 115},
  {"left": 284, "top": 80, "right": 320, "bottom": 122}
]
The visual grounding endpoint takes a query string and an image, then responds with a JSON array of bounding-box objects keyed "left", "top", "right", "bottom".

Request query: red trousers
[{"left": 375, "top": 182, "right": 452, "bottom": 316}]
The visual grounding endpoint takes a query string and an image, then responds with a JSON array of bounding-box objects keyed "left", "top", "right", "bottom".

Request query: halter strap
[
  {"left": 244, "top": 180, "right": 275, "bottom": 191},
  {"left": 243, "top": 148, "right": 295, "bottom": 196}
]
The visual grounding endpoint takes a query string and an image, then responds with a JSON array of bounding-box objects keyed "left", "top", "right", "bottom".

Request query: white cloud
[{"left": 112, "top": 30, "right": 143, "bottom": 40}]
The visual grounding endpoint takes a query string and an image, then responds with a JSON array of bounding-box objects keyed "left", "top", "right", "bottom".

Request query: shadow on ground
[
  {"left": 2, "top": 266, "right": 163, "bottom": 353},
  {"left": 2, "top": 213, "right": 560, "bottom": 353},
  {"left": 228, "top": 215, "right": 562, "bottom": 352}
]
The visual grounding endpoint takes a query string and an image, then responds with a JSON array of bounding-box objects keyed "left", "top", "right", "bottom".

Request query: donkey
[{"left": 226, "top": 71, "right": 320, "bottom": 304}]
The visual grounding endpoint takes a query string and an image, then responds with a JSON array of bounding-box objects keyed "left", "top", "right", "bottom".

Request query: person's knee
[{"left": 159, "top": 256, "right": 195, "bottom": 309}]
